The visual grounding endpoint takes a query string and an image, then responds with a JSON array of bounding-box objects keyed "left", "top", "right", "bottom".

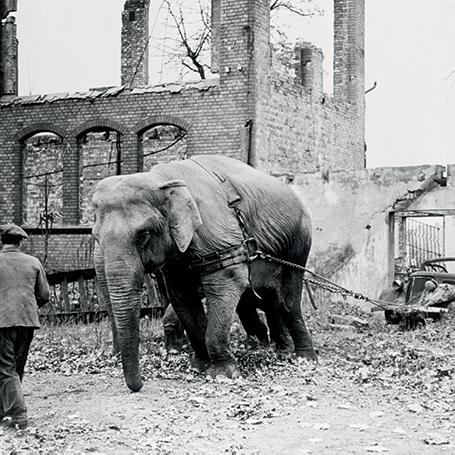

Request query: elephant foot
[
  {"left": 294, "top": 356, "right": 318, "bottom": 370},
  {"left": 246, "top": 335, "right": 269, "bottom": 350},
  {"left": 275, "top": 343, "right": 294, "bottom": 356},
  {"left": 208, "top": 361, "right": 240, "bottom": 379},
  {"left": 295, "top": 347, "right": 318, "bottom": 363},
  {"left": 125, "top": 375, "right": 143, "bottom": 392},
  {"left": 190, "top": 356, "right": 211, "bottom": 375}
]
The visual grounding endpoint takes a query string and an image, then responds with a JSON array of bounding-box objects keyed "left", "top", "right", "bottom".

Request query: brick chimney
[
  {"left": 0, "top": 0, "right": 18, "bottom": 96},
  {"left": 295, "top": 42, "right": 324, "bottom": 98},
  {"left": 121, "top": 0, "right": 150, "bottom": 88},
  {"left": 333, "top": 0, "right": 365, "bottom": 106}
]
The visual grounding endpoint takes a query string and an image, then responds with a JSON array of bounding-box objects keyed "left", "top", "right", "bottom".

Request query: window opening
[
  {"left": 406, "top": 217, "right": 442, "bottom": 268},
  {"left": 22, "top": 132, "right": 64, "bottom": 228},
  {"left": 79, "top": 129, "right": 121, "bottom": 224},
  {"left": 141, "top": 124, "right": 187, "bottom": 171},
  {"left": 395, "top": 214, "right": 444, "bottom": 274}
]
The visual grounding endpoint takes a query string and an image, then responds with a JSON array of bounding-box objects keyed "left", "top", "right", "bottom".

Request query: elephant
[
  {"left": 161, "top": 281, "right": 271, "bottom": 355},
  {"left": 92, "top": 155, "right": 316, "bottom": 392}
]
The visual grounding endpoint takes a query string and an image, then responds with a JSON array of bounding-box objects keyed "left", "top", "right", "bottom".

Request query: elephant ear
[{"left": 161, "top": 180, "right": 202, "bottom": 252}]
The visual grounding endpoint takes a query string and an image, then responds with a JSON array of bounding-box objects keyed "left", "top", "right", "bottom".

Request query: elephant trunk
[
  {"left": 106, "top": 261, "right": 144, "bottom": 392},
  {"left": 94, "top": 244, "right": 120, "bottom": 354}
]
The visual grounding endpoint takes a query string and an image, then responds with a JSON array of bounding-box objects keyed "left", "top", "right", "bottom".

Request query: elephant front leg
[
  {"left": 202, "top": 265, "right": 249, "bottom": 379},
  {"left": 161, "top": 262, "right": 210, "bottom": 373}
]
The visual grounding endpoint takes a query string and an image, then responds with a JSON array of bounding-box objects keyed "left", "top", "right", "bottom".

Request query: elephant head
[{"left": 92, "top": 174, "right": 201, "bottom": 391}]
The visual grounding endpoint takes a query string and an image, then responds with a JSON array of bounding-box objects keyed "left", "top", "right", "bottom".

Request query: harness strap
[
  {"left": 189, "top": 158, "right": 241, "bottom": 208},
  {"left": 189, "top": 244, "right": 248, "bottom": 276},
  {"left": 188, "top": 158, "right": 259, "bottom": 285}
]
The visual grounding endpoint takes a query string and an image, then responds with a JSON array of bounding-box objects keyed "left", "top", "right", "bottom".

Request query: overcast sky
[{"left": 13, "top": 0, "right": 455, "bottom": 169}]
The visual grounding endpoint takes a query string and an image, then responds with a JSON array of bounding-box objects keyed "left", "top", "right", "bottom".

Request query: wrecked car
[{"left": 379, "top": 257, "right": 455, "bottom": 326}]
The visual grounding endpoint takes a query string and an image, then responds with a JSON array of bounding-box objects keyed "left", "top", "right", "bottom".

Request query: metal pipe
[{"left": 365, "top": 81, "right": 377, "bottom": 95}]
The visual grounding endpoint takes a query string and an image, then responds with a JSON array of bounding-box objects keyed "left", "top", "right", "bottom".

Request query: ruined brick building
[
  {"left": 3, "top": 0, "right": 454, "bottom": 315},
  {"left": 0, "top": 0, "right": 366, "bottom": 275}
]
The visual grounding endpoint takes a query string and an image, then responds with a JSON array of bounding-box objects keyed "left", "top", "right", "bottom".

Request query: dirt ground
[
  {"left": 0, "top": 361, "right": 452, "bottom": 453},
  {"left": 1, "top": 308, "right": 454, "bottom": 453}
]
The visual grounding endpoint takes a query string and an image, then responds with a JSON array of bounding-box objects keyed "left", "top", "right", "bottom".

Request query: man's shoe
[{"left": 0, "top": 416, "right": 13, "bottom": 429}]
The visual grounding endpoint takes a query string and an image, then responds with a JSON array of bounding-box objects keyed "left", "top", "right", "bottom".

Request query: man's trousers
[{"left": 0, "top": 327, "right": 34, "bottom": 422}]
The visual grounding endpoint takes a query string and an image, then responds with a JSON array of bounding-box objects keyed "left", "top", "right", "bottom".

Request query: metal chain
[
  {"left": 232, "top": 205, "right": 251, "bottom": 243},
  {"left": 255, "top": 251, "right": 424, "bottom": 314}
]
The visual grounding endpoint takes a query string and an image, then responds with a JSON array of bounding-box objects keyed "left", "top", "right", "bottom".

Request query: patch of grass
[{"left": 37, "top": 319, "right": 113, "bottom": 354}]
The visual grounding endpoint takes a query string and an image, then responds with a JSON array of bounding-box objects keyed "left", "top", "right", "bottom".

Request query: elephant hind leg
[
  {"left": 256, "top": 289, "right": 294, "bottom": 353},
  {"left": 236, "top": 290, "right": 270, "bottom": 345},
  {"left": 163, "top": 304, "right": 187, "bottom": 355},
  {"left": 278, "top": 269, "right": 317, "bottom": 361}
]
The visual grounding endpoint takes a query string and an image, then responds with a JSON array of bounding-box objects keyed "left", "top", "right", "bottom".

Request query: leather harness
[{"left": 187, "top": 158, "right": 259, "bottom": 278}]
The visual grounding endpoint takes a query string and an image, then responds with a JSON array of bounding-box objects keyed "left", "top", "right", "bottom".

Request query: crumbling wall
[
  {"left": 121, "top": 0, "right": 150, "bottom": 88},
  {"left": 256, "top": 74, "right": 364, "bottom": 174},
  {"left": 24, "top": 230, "right": 94, "bottom": 273},
  {"left": 254, "top": 0, "right": 365, "bottom": 175},
  {"left": 292, "top": 164, "right": 455, "bottom": 310},
  {"left": 0, "top": 0, "right": 18, "bottom": 95}
]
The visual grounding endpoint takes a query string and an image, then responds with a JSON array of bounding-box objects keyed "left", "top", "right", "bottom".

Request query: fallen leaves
[
  {"left": 4, "top": 304, "right": 453, "bottom": 452},
  {"left": 350, "top": 423, "right": 370, "bottom": 431},
  {"left": 365, "top": 444, "right": 390, "bottom": 452}
]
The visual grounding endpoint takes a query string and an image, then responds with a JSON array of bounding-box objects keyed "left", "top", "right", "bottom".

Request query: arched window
[
  {"left": 79, "top": 128, "right": 122, "bottom": 224},
  {"left": 22, "top": 132, "right": 64, "bottom": 227},
  {"left": 141, "top": 124, "right": 187, "bottom": 171}
]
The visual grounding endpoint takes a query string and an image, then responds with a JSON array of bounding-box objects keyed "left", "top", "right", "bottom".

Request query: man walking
[{"left": 0, "top": 224, "right": 50, "bottom": 430}]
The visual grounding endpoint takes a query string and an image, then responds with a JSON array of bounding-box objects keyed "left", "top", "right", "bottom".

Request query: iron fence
[{"left": 406, "top": 218, "right": 441, "bottom": 269}]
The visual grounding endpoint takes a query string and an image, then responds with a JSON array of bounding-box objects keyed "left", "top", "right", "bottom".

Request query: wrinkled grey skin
[
  {"left": 162, "top": 289, "right": 271, "bottom": 354},
  {"left": 92, "top": 155, "right": 316, "bottom": 392}
]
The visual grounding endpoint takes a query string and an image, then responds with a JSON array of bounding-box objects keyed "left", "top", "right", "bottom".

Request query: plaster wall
[{"left": 292, "top": 164, "right": 455, "bottom": 310}]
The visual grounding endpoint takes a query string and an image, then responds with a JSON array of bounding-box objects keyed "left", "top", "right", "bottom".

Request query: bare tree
[
  {"left": 163, "top": 0, "right": 211, "bottom": 80},
  {"left": 270, "top": 0, "right": 322, "bottom": 16},
  {"left": 152, "top": 0, "right": 322, "bottom": 82}
]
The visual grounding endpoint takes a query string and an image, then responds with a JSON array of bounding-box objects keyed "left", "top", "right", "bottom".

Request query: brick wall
[
  {"left": 256, "top": 65, "right": 365, "bottom": 174},
  {"left": 333, "top": 0, "right": 365, "bottom": 107},
  {"left": 0, "top": 0, "right": 18, "bottom": 95},
  {"left": 253, "top": 0, "right": 365, "bottom": 174},
  {"left": 0, "top": 80, "right": 246, "bottom": 223},
  {"left": 121, "top": 0, "right": 150, "bottom": 88},
  {"left": 23, "top": 229, "right": 94, "bottom": 273},
  {"left": 0, "top": 0, "right": 366, "bottom": 272},
  {"left": 80, "top": 131, "right": 121, "bottom": 224},
  {"left": 22, "top": 134, "right": 64, "bottom": 226}
]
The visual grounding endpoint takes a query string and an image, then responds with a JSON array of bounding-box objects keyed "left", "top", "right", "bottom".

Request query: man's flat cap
[{"left": 0, "top": 224, "right": 28, "bottom": 240}]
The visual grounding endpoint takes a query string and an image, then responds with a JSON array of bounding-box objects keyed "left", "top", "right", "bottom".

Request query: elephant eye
[{"left": 136, "top": 230, "right": 150, "bottom": 249}]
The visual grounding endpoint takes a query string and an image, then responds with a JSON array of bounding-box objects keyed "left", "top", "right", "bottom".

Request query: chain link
[{"left": 255, "top": 252, "right": 430, "bottom": 315}]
